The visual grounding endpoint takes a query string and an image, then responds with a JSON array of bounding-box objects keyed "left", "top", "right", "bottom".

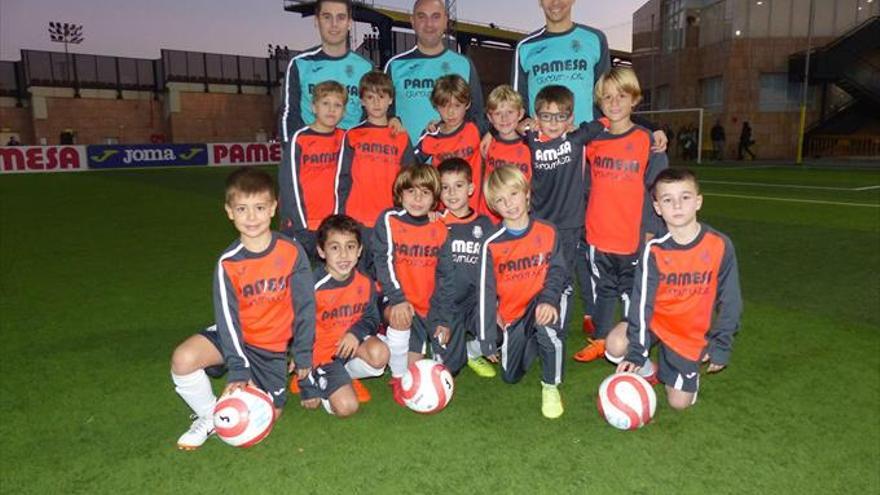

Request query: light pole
[
  {"left": 795, "top": 0, "right": 814, "bottom": 164},
  {"left": 48, "top": 22, "right": 83, "bottom": 82}
]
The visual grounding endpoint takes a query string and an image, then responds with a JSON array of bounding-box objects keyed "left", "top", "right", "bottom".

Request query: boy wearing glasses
[{"left": 524, "top": 84, "right": 604, "bottom": 329}]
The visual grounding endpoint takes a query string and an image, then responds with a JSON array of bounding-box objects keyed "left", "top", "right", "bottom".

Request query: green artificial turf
[{"left": 1, "top": 164, "right": 878, "bottom": 494}]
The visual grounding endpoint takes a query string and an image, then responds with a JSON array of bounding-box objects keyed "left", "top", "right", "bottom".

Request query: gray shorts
[
  {"left": 297, "top": 359, "right": 351, "bottom": 401},
  {"left": 642, "top": 330, "right": 701, "bottom": 393},
  {"left": 200, "top": 325, "right": 289, "bottom": 408}
]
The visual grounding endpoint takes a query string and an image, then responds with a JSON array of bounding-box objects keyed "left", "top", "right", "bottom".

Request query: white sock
[
  {"left": 466, "top": 339, "right": 481, "bottom": 360},
  {"left": 345, "top": 357, "right": 385, "bottom": 379},
  {"left": 172, "top": 369, "right": 216, "bottom": 418},
  {"left": 385, "top": 327, "right": 410, "bottom": 378},
  {"left": 605, "top": 351, "right": 624, "bottom": 364},
  {"left": 637, "top": 360, "right": 655, "bottom": 377}
]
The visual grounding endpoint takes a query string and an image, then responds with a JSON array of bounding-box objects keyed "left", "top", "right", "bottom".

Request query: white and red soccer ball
[
  {"left": 401, "top": 359, "right": 455, "bottom": 414},
  {"left": 213, "top": 386, "right": 276, "bottom": 447},
  {"left": 597, "top": 372, "right": 657, "bottom": 430}
]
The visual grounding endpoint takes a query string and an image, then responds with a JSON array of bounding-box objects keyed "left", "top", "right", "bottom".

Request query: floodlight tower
[{"left": 48, "top": 22, "right": 83, "bottom": 81}]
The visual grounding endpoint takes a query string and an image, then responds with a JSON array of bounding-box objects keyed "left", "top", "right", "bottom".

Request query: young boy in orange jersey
[
  {"left": 478, "top": 166, "right": 568, "bottom": 419},
  {"left": 170, "top": 168, "right": 315, "bottom": 450},
  {"left": 296, "top": 214, "right": 390, "bottom": 416},
  {"left": 573, "top": 67, "right": 668, "bottom": 363},
  {"left": 605, "top": 168, "right": 742, "bottom": 410},
  {"left": 414, "top": 74, "right": 484, "bottom": 212},
  {"left": 371, "top": 164, "right": 452, "bottom": 405},
  {"left": 481, "top": 85, "right": 530, "bottom": 224},
  {"left": 278, "top": 80, "right": 346, "bottom": 260},
  {"left": 425, "top": 158, "right": 497, "bottom": 377},
  {"left": 337, "top": 71, "right": 415, "bottom": 274}
]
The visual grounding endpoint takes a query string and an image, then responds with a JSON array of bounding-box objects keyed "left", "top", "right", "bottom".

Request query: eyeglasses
[{"left": 536, "top": 111, "right": 571, "bottom": 123}]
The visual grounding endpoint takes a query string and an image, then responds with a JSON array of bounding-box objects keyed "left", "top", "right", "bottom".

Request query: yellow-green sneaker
[
  {"left": 541, "top": 384, "right": 564, "bottom": 419},
  {"left": 467, "top": 357, "right": 496, "bottom": 378}
]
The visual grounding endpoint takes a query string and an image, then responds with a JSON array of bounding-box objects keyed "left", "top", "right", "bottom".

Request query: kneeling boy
[
  {"left": 478, "top": 166, "right": 568, "bottom": 419},
  {"left": 298, "top": 214, "right": 390, "bottom": 417},
  {"left": 605, "top": 168, "right": 742, "bottom": 410},
  {"left": 170, "top": 168, "right": 315, "bottom": 449}
]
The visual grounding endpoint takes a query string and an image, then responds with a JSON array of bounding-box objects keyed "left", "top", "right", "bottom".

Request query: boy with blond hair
[
  {"left": 279, "top": 80, "right": 347, "bottom": 260},
  {"left": 573, "top": 66, "right": 669, "bottom": 362},
  {"left": 478, "top": 165, "right": 568, "bottom": 418},
  {"left": 481, "top": 85, "right": 531, "bottom": 223}
]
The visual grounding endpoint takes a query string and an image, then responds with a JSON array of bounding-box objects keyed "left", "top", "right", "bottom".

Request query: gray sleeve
[
  {"left": 401, "top": 138, "right": 415, "bottom": 166},
  {"left": 427, "top": 238, "right": 456, "bottom": 329},
  {"left": 277, "top": 138, "right": 307, "bottom": 235},
  {"left": 336, "top": 132, "right": 353, "bottom": 214},
  {"left": 642, "top": 151, "right": 668, "bottom": 236},
  {"left": 591, "top": 32, "right": 611, "bottom": 120},
  {"left": 279, "top": 59, "right": 303, "bottom": 143},
  {"left": 706, "top": 237, "right": 743, "bottom": 365},
  {"left": 371, "top": 214, "right": 407, "bottom": 307},
  {"left": 477, "top": 239, "right": 498, "bottom": 357},
  {"left": 537, "top": 228, "right": 567, "bottom": 310},
  {"left": 625, "top": 246, "right": 659, "bottom": 366},
  {"left": 512, "top": 45, "right": 530, "bottom": 116},
  {"left": 289, "top": 243, "right": 316, "bottom": 370},
  {"left": 213, "top": 263, "right": 250, "bottom": 383}
]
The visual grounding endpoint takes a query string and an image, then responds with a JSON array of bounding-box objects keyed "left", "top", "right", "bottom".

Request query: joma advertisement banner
[
  {"left": 86, "top": 144, "right": 208, "bottom": 169},
  {"left": 0, "top": 145, "right": 88, "bottom": 173}
]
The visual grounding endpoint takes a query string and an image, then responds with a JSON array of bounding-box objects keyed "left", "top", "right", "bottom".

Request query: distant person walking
[
  {"left": 5, "top": 136, "right": 20, "bottom": 146},
  {"left": 711, "top": 120, "right": 725, "bottom": 160},
  {"left": 738, "top": 121, "right": 756, "bottom": 160}
]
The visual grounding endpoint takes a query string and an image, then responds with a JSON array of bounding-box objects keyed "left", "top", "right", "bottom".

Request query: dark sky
[{"left": 0, "top": 0, "right": 647, "bottom": 60}]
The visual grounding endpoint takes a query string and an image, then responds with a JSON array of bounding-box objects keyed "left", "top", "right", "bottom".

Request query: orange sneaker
[
  {"left": 573, "top": 338, "right": 606, "bottom": 363},
  {"left": 352, "top": 379, "right": 371, "bottom": 403},
  {"left": 289, "top": 376, "right": 301, "bottom": 394},
  {"left": 582, "top": 315, "right": 596, "bottom": 336}
]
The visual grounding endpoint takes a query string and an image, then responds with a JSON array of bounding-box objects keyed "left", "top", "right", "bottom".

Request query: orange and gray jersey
[
  {"left": 213, "top": 232, "right": 316, "bottom": 383},
  {"left": 584, "top": 125, "right": 667, "bottom": 255},
  {"left": 625, "top": 224, "right": 742, "bottom": 366},
  {"left": 477, "top": 218, "right": 567, "bottom": 355},
  {"left": 278, "top": 127, "right": 345, "bottom": 233},
  {"left": 371, "top": 208, "right": 450, "bottom": 318},
  {"left": 312, "top": 267, "right": 380, "bottom": 366},
  {"left": 414, "top": 121, "right": 484, "bottom": 212}
]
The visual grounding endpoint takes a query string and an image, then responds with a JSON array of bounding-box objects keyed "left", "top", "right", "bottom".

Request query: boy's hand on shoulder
[
  {"left": 389, "top": 117, "right": 404, "bottom": 137},
  {"left": 426, "top": 119, "right": 440, "bottom": 133},
  {"left": 651, "top": 130, "right": 668, "bottom": 153},
  {"left": 336, "top": 333, "right": 360, "bottom": 359},
  {"left": 516, "top": 118, "right": 533, "bottom": 136},
  {"left": 427, "top": 210, "right": 442, "bottom": 223},
  {"left": 388, "top": 302, "right": 414, "bottom": 329},
  {"left": 301, "top": 398, "right": 321, "bottom": 409},
  {"left": 534, "top": 303, "right": 558, "bottom": 326}
]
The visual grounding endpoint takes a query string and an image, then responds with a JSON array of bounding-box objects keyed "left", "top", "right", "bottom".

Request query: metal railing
[{"left": 807, "top": 135, "right": 880, "bottom": 157}]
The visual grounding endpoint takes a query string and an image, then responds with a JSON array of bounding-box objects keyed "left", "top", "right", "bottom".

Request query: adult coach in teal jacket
[
  {"left": 279, "top": 0, "right": 373, "bottom": 141},
  {"left": 513, "top": 0, "right": 609, "bottom": 125},
  {"left": 384, "top": 0, "right": 485, "bottom": 140}
]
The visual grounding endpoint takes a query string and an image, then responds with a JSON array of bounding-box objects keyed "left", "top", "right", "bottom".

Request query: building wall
[
  {"left": 168, "top": 87, "right": 275, "bottom": 143},
  {"left": 0, "top": 98, "right": 34, "bottom": 144},
  {"left": 632, "top": 0, "right": 879, "bottom": 159}
]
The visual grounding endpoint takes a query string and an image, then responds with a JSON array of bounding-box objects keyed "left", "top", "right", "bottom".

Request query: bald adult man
[
  {"left": 279, "top": 0, "right": 373, "bottom": 141},
  {"left": 384, "top": 0, "right": 485, "bottom": 140}
]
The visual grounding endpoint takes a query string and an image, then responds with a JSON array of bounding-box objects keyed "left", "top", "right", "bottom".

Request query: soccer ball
[
  {"left": 400, "top": 359, "right": 454, "bottom": 414},
  {"left": 596, "top": 372, "right": 657, "bottom": 430},
  {"left": 213, "top": 386, "right": 276, "bottom": 447}
]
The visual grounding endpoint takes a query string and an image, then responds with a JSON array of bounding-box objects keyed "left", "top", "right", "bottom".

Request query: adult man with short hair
[
  {"left": 384, "top": 0, "right": 485, "bottom": 140},
  {"left": 279, "top": 0, "right": 373, "bottom": 141}
]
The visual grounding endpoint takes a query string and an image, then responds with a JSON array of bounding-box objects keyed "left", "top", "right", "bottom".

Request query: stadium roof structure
[{"left": 283, "top": 0, "right": 631, "bottom": 65}]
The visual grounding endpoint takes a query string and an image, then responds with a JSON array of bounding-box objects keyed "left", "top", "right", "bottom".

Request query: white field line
[
  {"left": 703, "top": 192, "right": 880, "bottom": 208},
  {"left": 701, "top": 179, "right": 880, "bottom": 191}
]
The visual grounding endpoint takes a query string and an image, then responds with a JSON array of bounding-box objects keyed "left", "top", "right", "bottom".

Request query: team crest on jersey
[
  {"left": 571, "top": 39, "right": 582, "bottom": 52},
  {"left": 472, "top": 225, "right": 483, "bottom": 239},
  {"left": 700, "top": 249, "right": 712, "bottom": 264},
  {"left": 441, "top": 61, "right": 451, "bottom": 73},
  {"left": 534, "top": 235, "right": 543, "bottom": 247},
  {"left": 625, "top": 142, "right": 635, "bottom": 152},
  {"left": 345, "top": 64, "right": 354, "bottom": 78},
  {"left": 274, "top": 256, "right": 287, "bottom": 270}
]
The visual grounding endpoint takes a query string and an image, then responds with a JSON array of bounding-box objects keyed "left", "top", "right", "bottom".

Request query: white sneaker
[{"left": 177, "top": 414, "right": 215, "bottom": 450}]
